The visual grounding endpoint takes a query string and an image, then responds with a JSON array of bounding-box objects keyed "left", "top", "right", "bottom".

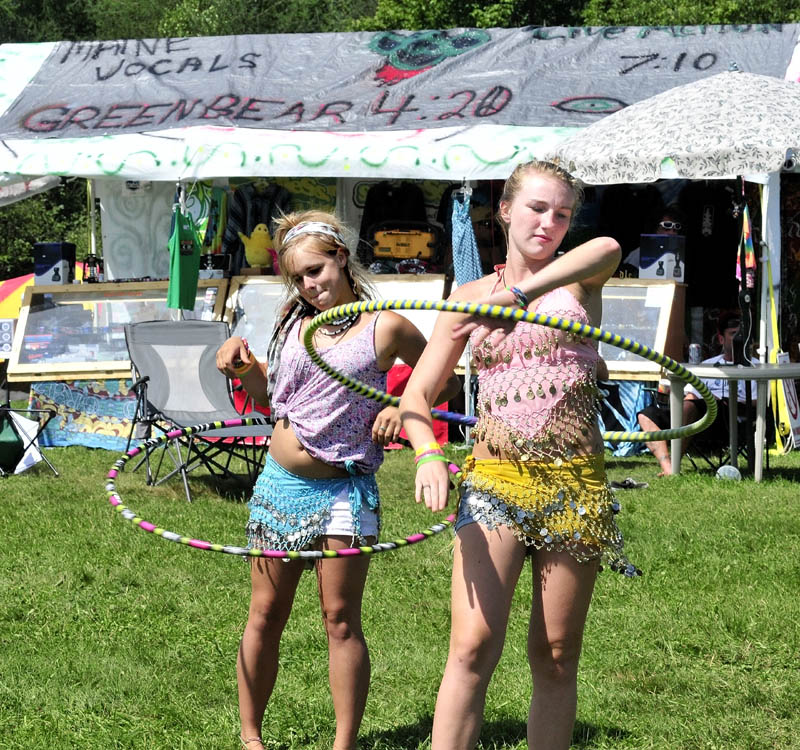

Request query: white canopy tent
[{"left": 4, "top": 26, "right": 800, "bottom": 457}]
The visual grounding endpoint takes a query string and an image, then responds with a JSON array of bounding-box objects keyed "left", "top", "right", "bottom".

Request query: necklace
[{"left": 315, "top": 313, "right": 359, "bottom": 337}]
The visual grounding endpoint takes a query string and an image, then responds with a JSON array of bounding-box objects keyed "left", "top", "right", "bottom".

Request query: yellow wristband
[{"left": 414, "top": 441, "right": 441, "bottom": 457}]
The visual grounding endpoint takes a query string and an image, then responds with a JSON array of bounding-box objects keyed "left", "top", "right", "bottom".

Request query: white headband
[{"left": 283, "top": 221, "right": 347, "bottom": 248}]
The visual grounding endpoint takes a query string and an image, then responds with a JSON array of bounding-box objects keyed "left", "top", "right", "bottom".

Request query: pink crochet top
[
  {"left": 271, "top": 314, "right": 386, "bottom": 473},
  {"left": 470, "top": 283, "right": 602, "bottom": 460}
]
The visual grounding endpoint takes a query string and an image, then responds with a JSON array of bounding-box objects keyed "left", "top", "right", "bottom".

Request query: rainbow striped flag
[{"left": 736, "top": 203, "right": 757, "bottom": 287}]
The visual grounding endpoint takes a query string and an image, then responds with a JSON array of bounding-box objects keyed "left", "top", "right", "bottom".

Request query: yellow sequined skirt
[{"left": 457, "top": 454, "right": 640, "bottom": 576}]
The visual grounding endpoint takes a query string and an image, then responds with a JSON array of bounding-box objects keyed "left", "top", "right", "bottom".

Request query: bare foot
[
  {"left": 657, "top": 455, "right": 673, "bottom": 477},
  {"left": 240, "top": 737, "right": 265, "bottom": 750}
]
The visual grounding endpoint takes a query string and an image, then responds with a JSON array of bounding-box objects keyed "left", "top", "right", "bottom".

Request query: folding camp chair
[
  {"left": 0, "top": 404, "right": 59, "bottom": 477},
  {"left": 124, "top": 320, "right": 272, "bottom": 502},
  {"left": 685, "top": 400, "right": 768, "bottom": 474}
]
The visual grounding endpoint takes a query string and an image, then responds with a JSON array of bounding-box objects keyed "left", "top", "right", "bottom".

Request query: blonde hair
[
  {"left": 273, "top": 210, "right": 375, "bottom": 303},
  {"left": 497, "top": 160, "right": 584, "bottom": 240},
  {"left": 264, "top": 211, "right": 375, "bottom": 409}
]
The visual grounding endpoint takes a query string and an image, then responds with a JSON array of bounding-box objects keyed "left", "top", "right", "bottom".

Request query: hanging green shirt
[{"left": 167, "top": 210, "right": 201, "bottom": 310}]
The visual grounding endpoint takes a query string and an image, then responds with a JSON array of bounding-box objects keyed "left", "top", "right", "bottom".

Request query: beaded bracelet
[
  {"left": 415, "top": 454, "right": 449, "bottom": 468},
  {"left": 414, "top": 449, "right": 445, "bottom": 463},
  {"left": 415, "top": 441, "right": 442, "bottom": 457},
  {"left": 505, "top": 285, "right": 529, "bottom": 308}
]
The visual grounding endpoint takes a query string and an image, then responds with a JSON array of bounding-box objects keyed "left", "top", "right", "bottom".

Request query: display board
[
  {"left": 8, "top": 276, "right": 685, "bottom": 384},
  {"left": 224, "top": 276, "right": 286, "bottom": 360},
  {"left": 370, "top": 274, "right": 448, "bottom": 338},
  {"left": 600, "top": 279, "right": 686, "bottom": 381},
  {"left": 225, "top": 273, "right": 451, "bottom": 361},
  {"left": 8, "top": 279, "right": 228, "bottom": 381}
]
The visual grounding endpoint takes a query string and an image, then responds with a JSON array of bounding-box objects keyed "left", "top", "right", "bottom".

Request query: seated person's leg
[
  {"left": 685, "top": 396, "right": 726, "bottom": 443},
  {"left": 636, "top": 405, "right": 673, "bottom": 476},
  {"left": 682, "top": 396, "right": 704, "bottom": 433}
]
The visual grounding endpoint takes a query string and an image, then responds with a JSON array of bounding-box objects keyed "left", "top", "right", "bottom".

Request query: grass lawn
[{"left": 1, "top": 436, "right": 799, "bottom": 749}]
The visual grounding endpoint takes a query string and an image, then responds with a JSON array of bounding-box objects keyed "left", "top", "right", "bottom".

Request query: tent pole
[
  {"left": 758, "top": 184, "right": 768, "bottom": 363},
  {"left": 87, "top": 179, "right": 97, "bottom": 257},
  {"left": 759, "top": 172, "right": 781, "bottom": 360}
]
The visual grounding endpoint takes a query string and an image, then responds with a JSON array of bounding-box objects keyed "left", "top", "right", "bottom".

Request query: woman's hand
[
  {"left": 415, "top": 459, "right": 451, "bottom": 512},
  {"left": 216, "top": 336, "right": 250, "bottom": 378},
  {"left": 371, "top": 406, "right": 402, "bottom": 446},
  {"left": 451, "top": 288, "right": 521, "bottom": 345}
]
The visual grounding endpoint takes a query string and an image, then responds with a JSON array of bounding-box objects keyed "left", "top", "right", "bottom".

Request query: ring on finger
[{"left": 378, "top": 426, "right": 387, "bottom": 432}]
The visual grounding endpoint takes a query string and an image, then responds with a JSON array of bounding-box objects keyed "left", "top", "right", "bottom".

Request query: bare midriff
[{"left": 268, "top": 419, "right": 351, "bottom": 479}]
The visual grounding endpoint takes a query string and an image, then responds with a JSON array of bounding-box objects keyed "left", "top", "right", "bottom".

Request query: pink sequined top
[
  {"left": 470, "top": 284, "right": 602, "bottom": 460},
  {"left": 271, "top": 315, "right": 386, "bottom": 473}
]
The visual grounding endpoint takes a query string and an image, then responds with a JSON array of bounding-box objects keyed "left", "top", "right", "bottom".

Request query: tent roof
[{"left": 0, "top": 24, "right": 798, "bottom": 181}]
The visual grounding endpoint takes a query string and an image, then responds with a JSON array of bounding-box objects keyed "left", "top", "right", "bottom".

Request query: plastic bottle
[{"left": 716, "top": 465, "right": 742, "bottom": 481}]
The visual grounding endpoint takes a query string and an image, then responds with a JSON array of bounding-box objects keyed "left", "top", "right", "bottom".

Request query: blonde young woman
[
  {"left": 399, "top": 161, "right": 639, "bottom": 750},
  {"left": 216, "top": 210, "right": 459, "bottom": 750}
]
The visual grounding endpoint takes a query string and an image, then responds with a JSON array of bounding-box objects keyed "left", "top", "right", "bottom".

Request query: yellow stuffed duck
[{"left": 238, "top": 223, "right": 279, "bottom": 273}]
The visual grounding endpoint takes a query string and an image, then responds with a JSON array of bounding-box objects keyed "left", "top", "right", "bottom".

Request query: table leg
[
  {"left": 754, "top": 380, "right": 768, "bottom": 482},
  {"left": 728, "top": 379, "right": 738, "bottom": 470},
  {"left": 668, "top": 375, "right": 684, "bottom": 475}
]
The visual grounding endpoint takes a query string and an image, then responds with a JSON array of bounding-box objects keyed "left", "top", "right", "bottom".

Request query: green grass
[{"left": 1, "top": 440, "right": 799, "bottom": 749}]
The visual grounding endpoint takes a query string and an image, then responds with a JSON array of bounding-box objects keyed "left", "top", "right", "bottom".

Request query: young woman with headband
[{"left": 216, "top": 209, "right": 459, "bottom": 750}]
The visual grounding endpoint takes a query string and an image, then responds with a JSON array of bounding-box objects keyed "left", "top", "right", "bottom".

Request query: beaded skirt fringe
[{"left": 458, "top": 455, "right": 641, "bottom": 576}]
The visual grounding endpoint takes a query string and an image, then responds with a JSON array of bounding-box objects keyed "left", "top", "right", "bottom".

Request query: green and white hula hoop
[{"left": 304, "top": 298, "right": 717, "bottom": 443}]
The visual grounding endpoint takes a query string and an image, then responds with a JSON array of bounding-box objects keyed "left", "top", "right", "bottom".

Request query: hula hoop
[
  {"left": 304, "top": 298, "right": 717, "bottom": 443},
  {"left": 105, "top": 422, "right": 455, "bottom": 559}
]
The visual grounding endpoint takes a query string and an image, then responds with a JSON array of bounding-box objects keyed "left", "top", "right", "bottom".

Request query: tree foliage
[
  {"left": 0, "top": 182, "right": 88, "bottom": 278},
  {"left": 150, "top": 0, "right": 380, "bottom": 38},
  {"left": 86, "top": 0, "right": 177, "bottom": 40},
  {"left": 581, "top": 0, "right": 800, "bottom": 26},
  {"left": 350, "top": 0, "right": 583, "bottom": 31},
  {"left": 0, "top": 0, "right": 94, "bottom": 43}
]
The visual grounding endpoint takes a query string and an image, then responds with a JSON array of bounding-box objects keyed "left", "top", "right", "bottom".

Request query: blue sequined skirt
[{"left": 247, "top": 453, "right": 380, "bottom": 551}]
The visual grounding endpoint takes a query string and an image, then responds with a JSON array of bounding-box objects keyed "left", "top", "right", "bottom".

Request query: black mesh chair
[
  {"left": 124, "top": 320, "right": 272, "bottom": 502},
  {"left": 686, "top": 398, "right": 766, "bottom": 474}
]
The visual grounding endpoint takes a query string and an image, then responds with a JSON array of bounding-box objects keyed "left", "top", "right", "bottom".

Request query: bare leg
[
  {"left": 527, "top": 551, "right": 598, "bottom": 750},
  {"left": 637, "top": 413, "right": 672, "bottom": 475},
  {"left": 237, "top": 557, "right": 305, "bottom": 748},
  {"left": 315, "top": 536, "right": 373, "bottom": 750},
  {"left": 431, "top": 522, "right": 527, "bottom": 750},
  {"left": 639, "top": 398, "right": 705, "bottom": 476}
]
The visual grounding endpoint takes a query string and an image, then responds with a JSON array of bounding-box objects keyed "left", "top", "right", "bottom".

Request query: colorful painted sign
[{"left": 2, "top": 26, "right": 797, "bottom": 138}]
